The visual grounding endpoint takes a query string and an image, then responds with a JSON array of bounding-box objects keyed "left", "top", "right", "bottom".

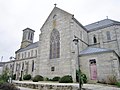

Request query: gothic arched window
[
  {"left": 93, "top": 35, "right": 97, "bottom": 44},
  {"left": 50, "top": 29, "right": 60, "bottom": 59}
]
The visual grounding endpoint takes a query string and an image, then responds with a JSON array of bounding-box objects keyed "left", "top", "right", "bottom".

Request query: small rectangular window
[
  {"left": 106, "top": 31, "right": 111, "bottom": 40},
  {"left": 35, "top": 50, "right": 37, "bottom": 56},
  {"left": 51, "top": 67, "right": 55, "bottom": 71},
  {"left": 32, "top": 60, "right": 34, "bottom": 72},
  {"left": 31, "top": 50, "right": 33, "bottom": 57},
  {"left": 24, "top": 52, "right": 26, "bottom": 58},
  {"left": 28, "top": 52, "right": 30, "bottom": 58},
  {"left": 22, "top": 53, "right": 24, "bottom": 59},
  {"left": 18, "top": 53, "right": 20, "bottom": 60}
]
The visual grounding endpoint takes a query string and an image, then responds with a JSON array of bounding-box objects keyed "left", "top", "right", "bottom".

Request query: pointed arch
[
  {"left": 50, "top": 29, "right": 60, "bottom": 59},
  {"left": 93, "top": 35, "right": 97, "bottom": 44}
]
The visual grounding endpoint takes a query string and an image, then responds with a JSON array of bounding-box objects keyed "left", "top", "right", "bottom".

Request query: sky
[{"left": 0, "top": 0, "right": 120, "bottom": 62}]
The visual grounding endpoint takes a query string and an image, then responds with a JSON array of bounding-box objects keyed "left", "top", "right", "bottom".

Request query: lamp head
[{"left": 73, "top": 38, "right": 79, "bottom": 45}]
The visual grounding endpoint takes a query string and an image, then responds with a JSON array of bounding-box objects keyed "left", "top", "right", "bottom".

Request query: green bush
[
  {"left": 0, "top": 83, "right": 20, "bottom": 90},
  {"left": 0, "top": 80, "right": 5, "bottom": 84},
  {"left": 59, "top": 75, "right": 73, "bottom": 83},
  {"left": 32, "top": 75, "right": 43, "bottom": 82},
  {"left": 116, "top": 82, "right": 120, "bottom": 87},
  {"left": 81, "top": 73, "right": 87, "bottom": 83},
  {"left": 44, "top": 77, "right": 50, "bottom": 81},
  {"left": 1, "top": 69, "right": 9, "bottom": 82},
  {"left": 52, "top": 76, "right": 60, "bottom": 81},
  {"left": 107, "top": 75, "right": 117, "bottom": 85},
  {"left": 76, "top": 70, "right": 87, "bottom": 84},
  {"left": 12, "top": 74, "right": 16, "bottom": 80},
  {"left": 23, "top": 74, "right": 31, "bottom": 80}
]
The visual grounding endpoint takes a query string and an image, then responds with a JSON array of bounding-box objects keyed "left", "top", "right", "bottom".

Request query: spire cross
[
  {"left": 106, "top": 16, "right": 108, "bottom": 19},
  {"left": 54, "top": 3, "right": 57, "bottom": 7}
]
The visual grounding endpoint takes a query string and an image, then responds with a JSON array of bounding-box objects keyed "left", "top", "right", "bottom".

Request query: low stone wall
[{"left": 13, "top": 81, "right": 79, "bottom": 90}]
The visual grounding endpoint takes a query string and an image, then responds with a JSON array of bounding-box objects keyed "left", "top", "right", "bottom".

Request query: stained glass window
[{"left": 50, "top": 29, "right": 60, "bottom": 59}]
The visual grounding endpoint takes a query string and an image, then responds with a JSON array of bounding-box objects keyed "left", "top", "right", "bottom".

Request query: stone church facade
[{"left": 4, "top": 6, "right": 120, "bottom": 83}]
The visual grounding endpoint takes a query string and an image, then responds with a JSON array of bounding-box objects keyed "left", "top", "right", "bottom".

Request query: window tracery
[{"left": 50, "top": 29, "right": 60, "bottom": 59}]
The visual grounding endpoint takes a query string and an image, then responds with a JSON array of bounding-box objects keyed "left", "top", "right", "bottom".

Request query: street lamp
[
  {"left": 9, "top": 56, "right": 16, "bottom": 83},
  {"left": 73, "top": 36, "right": 82, "bottom": 90}
]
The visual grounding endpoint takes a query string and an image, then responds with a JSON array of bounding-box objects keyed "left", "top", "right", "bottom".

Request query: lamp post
[
  {"left": 73, "top": 37, "right": 82, "bottom": 90},
  {"left": 9, "top": 56, "right": 16, "bottom": 83}
]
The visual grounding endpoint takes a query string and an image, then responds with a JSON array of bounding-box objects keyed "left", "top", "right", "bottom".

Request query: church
[{"left": 4, "top": 6, "right": 120, "bottom": 83}]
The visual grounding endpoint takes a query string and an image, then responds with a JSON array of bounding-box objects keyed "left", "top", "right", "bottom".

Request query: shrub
[
  {"left": 52, "top": 76, "right": 60, "bottom": 81},
  {"left": 0, "top": 80, "right": 5, "bottom": 84},
  {"left": 32, "top": 75, "right": 43, "bottom": 82},
  {"left": 0, "top": 83, "right": 20, "bottom": 90},
  {"left": 1, "top": 69, "right": 9, "bottom": 82},
  {"left": 59, "top": 75, "right": 73, "bottom": 83},
  {"left": 107, "top": 75, "right": 117, "bottom": 85},
  {"left": 116, "top": 82, "right": 120, "bottom": 87},
  {"left": 76, "top": 70, "right": 87, "bottom": 84},
  {"left": 23, "top": 74, "right": 31, "bottom": 80},
  {"left": 12, "top": 74, "right": 16, "bottom": 80},
  {"left": 81, "top": 73, "right": 87, "bottom": 83},
  {"left": 44, "top": 77, "right": 49, "bottom": 81}
]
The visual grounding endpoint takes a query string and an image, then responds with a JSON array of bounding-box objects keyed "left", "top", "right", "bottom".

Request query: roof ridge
[
  {"left": 85, "top": 18, "right": 120, "bottom": 31},
  {"left": 80, "top": 47, "right": 113, "bottom": 56},
  {"left": 85, "top": 19, "right": 109, "bottom": 26}
]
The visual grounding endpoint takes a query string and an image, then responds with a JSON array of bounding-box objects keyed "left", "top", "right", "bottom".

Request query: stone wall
[
  {"left": 13, "top": 82, "right": 78, "bottom": 90},
  {"left": 80, "top": 51, "right": 120, "bottom": 83},
  {"left": 88, "top": 25, "right": 120, "bottom": 55}
]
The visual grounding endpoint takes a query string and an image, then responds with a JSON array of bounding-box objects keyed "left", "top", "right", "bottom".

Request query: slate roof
[
  {"left": 15, "top": 42, "right": 38, "bottom": 53},
  {"left": 80, "top": 47, "right": 113, "bottom": 56},
  {"left": 85, "top": 19, "right": 120, "bottom": 32}
]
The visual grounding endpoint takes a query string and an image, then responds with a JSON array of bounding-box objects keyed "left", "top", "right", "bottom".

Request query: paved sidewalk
[
  {"left": 83, "top": 84, "right": 120, "bottom": 90},
  {"left": 13, "top": 81, "right": 120, "bottom": 90},
  {"left": 18, "top": 87, "right": 38, "bottom": 90}
]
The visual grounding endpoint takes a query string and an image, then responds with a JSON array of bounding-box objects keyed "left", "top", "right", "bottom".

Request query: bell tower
[{"left": 21, "top": 28, "right": 35, "bottom": 48}]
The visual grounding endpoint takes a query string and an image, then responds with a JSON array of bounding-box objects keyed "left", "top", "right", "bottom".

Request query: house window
[
  {"left": 22, "top": 62, "right": 24, "bottom": 70},
  {"left": 31, "top": 50, "right": 33, "bottom": 57},
  {"left": 90, "top": 59, "right": 96, "bottom": 64},
  {"left": 26, "top": 61, "right": 29, "bottom": 74},
  {"left": 30, "top": 33, "right": 33, "bottom": 40},
  {"left": 23, "top": 32, "right": 27, "bottom": 40},
  {"left": 50, "top": 29, "right": 60, "bottom": 59},
  {"left": 16, "top": 63, "right": 18, "bottom": 71},
  {"left": 106, "top": 31, "right": 111, "bottom": 40},
  {"left": 53, "top": 14, "right": 57, "bottom": 19},
  {"left": 28, "top": 52, "right": 30, "bottom": 58},
  {"left": 51, "top": 67, "right": 55, "bottom": 71},
  {"left": 32, "top": 60, "right": 34, "bottom": 72},
  {"left": 18, "top": 53, "right": 20, "bottom": 60},
  {"left": 22, "top": 53, "right": 24, "bottom": 59},
  {"left": 35, "top": 50, "right": 37, "bottom": 56},
  {"left": 24, "top": 52, "right": 26, "bottom": 58},
  {"left": 28, "top": 32, "right": 31, "bottom": 40},
  {"left": 93, "top": 35, "right": 97, "bottom": 44}
]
